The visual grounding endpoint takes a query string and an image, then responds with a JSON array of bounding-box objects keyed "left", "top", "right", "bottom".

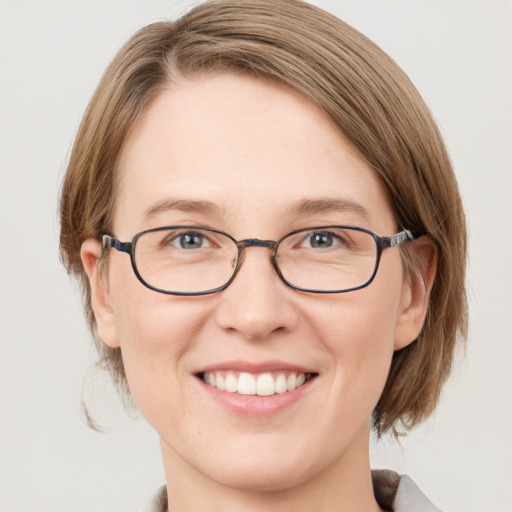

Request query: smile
[{"left": 201, "top": 371, "right": 314, "bottom": 396}]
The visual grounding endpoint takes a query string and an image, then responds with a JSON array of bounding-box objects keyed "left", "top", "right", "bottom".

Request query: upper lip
[{"left": 196, "top": 360, "right": 317, "bottom": 374}]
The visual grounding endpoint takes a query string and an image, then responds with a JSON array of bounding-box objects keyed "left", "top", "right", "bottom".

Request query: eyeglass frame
[{"left": 101, "top": 225, "right": 425, "bottom": 296}]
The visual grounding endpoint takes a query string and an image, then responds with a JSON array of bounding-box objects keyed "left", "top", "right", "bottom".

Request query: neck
[{"left": 161, "top": 426, "right": 382, "bottom": 512}]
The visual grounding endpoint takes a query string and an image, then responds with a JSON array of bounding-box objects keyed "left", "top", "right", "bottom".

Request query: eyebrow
[
  {"left": 286, "top": 198, "right": 371, "bottom": 221},
  {"left": 143, "top": 198, "right": 221, "bottom": 220},
  {"left": 142, "top": 197, "right": 371, "bottom": 224}
]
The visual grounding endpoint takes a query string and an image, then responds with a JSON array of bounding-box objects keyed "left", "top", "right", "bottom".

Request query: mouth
[{"left": 198, "top": 370, "right": 318, "bottom": 397}]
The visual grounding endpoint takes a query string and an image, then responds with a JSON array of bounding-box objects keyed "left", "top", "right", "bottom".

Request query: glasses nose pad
[
  {"left": 230, "top": 243, "right": 246, "bottom": 279},
  {"left": 270, "top": 249, "right": 285, "bottom": 281},
  {"left": 231, "top": 251, "right": 240, "bottom": 270},
  {"left": 269, "top": 245, "right": 277, "bottom": 265}
]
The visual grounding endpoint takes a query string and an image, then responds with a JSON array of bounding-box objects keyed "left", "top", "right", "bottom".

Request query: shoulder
[
  {"left": 394, "top": 474, "right": 442, "bottom": 512},
  {"left": 373, "top": 470, "right": 442, "bottom": 512}
]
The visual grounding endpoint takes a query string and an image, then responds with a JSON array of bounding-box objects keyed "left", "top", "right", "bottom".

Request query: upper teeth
[{"left": 202, "top": 371, "right": 307, "bottom": 396}]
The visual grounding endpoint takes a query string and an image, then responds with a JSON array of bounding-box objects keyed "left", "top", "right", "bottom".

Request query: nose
[{"left": 214, "top": 245, "right": 299, "bottom": 341}]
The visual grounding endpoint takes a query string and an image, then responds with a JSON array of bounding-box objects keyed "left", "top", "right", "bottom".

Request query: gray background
[{"left": 1, "top": 0, "right": 511, "bottom": 510}]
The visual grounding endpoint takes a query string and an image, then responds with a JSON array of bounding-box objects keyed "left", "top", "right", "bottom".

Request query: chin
[
  {"left": 181, "top": 430, "right": 340, "bottom": 494},
  {"left": 205, "top": 459, "right": 315, "bottom": 493}
]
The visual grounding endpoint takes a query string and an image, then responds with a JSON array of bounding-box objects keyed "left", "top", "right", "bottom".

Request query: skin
[{"left": 81, "top": 73, "right": 436, "bottom": 512}]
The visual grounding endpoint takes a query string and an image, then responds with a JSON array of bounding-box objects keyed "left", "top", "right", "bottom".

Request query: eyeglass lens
[{"left": 133, "top": 227, "right": 378, "bottom": 294}]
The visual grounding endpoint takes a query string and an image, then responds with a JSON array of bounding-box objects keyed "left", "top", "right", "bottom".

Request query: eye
[
  {"left": 170, "top": 231, "right": 211, "bottom": 250},
  {"left": 303, "top": 231, "right": 341, "bottom": 249}
]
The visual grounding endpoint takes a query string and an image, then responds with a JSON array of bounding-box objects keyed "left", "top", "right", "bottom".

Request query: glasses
[{"left": 102, "top": 225, "right": 423, "bottom": 295}]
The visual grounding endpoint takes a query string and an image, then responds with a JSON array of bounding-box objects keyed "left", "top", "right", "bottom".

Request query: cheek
[
  {"left": 310, "top": 269, "right": 403, "bottom": 407},
  {"left": 321, "top": 303, "right": 395, "bottom": 385},
  {"left": 107, "top": 262, "right": 209, "bottom": 416},
  {"left": 109, "top": 253, "right": 207, "bottom": 353}
]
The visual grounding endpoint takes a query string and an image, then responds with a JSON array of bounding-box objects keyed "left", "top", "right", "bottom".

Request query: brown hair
[{"left": 60, "top": 0, "right": 467, "bottom": 436}]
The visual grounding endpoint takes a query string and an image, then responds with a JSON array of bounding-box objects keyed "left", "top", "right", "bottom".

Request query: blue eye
[
  {"left": 172, "top": 232, "right": 209, "bottom": 249},
  {"left": 305, "top": 231, "right": 339, "bottom": 248}
]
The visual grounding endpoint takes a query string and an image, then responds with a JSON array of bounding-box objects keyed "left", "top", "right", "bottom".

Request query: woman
[{"left": 59, "top": 0, "right": 467, "bottom": 510}]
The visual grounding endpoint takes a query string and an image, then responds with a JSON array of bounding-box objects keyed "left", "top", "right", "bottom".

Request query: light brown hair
[{"left": 60, "top": 0, "right": 467, "bottom": 436}]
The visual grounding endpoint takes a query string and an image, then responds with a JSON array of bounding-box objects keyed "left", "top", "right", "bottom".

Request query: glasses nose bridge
[
  {"left": 235, "top": 238, "right": 279, "bottom": 273},
  {"left": 237, "top": 238, "right": 277, "bottom": 250}
]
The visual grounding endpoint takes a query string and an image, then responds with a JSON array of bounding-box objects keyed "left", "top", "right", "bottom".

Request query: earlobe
[
  {"left": 80, "top": 238, "right": 120, "bottom": 348},
  {"left": 394, "top": 237, "right": 438, "bottom": 351}
]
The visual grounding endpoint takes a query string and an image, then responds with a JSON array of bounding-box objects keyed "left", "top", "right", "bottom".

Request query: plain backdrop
[{"left": 1, "top": 1, "right": 511, "bottom": 511}]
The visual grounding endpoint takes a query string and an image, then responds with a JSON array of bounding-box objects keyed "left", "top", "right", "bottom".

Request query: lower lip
[{"left": 197, "top": 377, "right": 316, "bottom": 416}]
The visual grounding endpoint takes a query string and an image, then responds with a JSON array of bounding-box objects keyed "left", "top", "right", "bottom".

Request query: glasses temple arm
[
  {"left": 381, "top": 230, "right": 426, "bottom": 249},
  {"left": 102, "top": 234, "right": 132, "bottom": 254}
]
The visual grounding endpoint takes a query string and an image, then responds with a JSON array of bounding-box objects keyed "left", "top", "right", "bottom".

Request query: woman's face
[{"left": 84, "top": 73, "right": 422, "bottom": 492}]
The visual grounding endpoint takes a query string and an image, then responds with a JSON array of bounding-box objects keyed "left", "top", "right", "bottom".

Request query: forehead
[{"left": 114, "top": 73, "right": 395, "bottom": 236}]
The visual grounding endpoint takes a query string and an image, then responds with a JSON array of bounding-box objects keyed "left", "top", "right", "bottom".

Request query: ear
[
  {"left": 80, "top": 238, "right": 120, "bottom": 348},
  {"left": 394, "top": 237, "right": 438, "bottom": 351}
]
